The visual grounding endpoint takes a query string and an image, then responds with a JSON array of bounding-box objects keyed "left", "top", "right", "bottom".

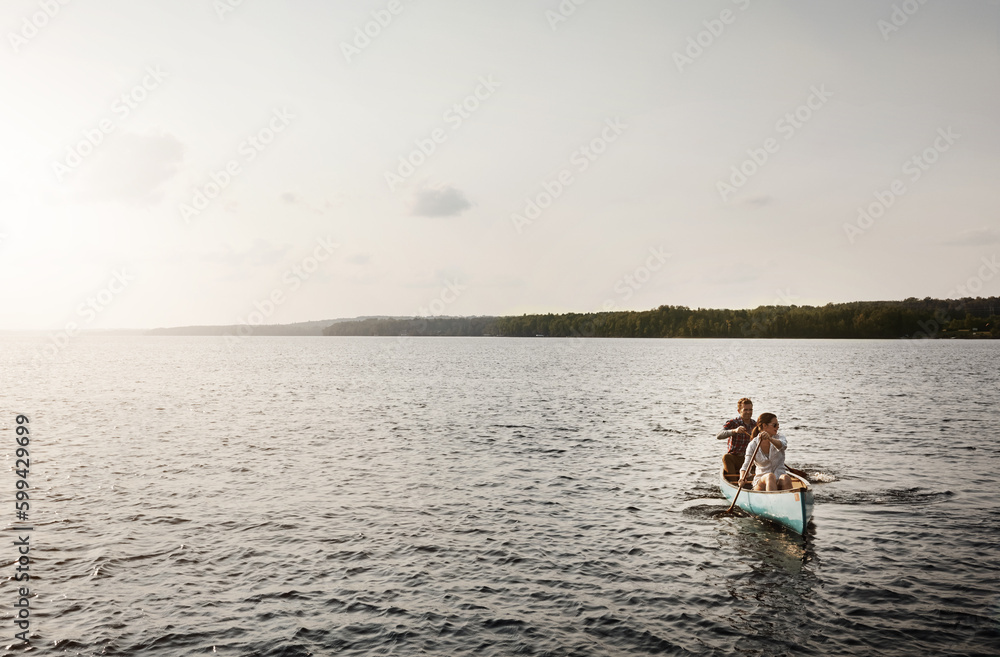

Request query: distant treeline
[
  {"left": 322, "top": 297, "right": 1000, "bottom": 339},
  {"left": 323, "top": 316, "right": 498, "bottom": 337}
]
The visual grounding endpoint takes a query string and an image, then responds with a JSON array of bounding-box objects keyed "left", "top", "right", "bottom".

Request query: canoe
[{"left": 719, "top": 467, "right": 814, "bottom": 535}]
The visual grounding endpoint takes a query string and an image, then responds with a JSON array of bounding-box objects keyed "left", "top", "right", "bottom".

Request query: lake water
[{"left": 2, "top": 336, "right": 998, "bottom": 656}]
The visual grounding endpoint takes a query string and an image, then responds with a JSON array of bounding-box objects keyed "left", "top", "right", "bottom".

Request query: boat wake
[
  {"left": 681, "top": 482, "right": 722, "bottom": 502},
  {"left": 793, "top": 463, "right": 839, "bottom": 483},
  {"left": 679, "top": 502, "right": 731, "bottom": 520},
  {"left": 817, "top": 487, "right": 954, "bottom": 506}
]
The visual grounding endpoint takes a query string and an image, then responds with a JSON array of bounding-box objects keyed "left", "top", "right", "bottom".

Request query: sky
[{"left": 1, "top": 0, "right": 999, "bottom": 330}]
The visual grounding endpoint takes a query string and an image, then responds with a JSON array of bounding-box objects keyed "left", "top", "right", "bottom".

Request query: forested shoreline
[{"left": 322, "top": 297, "right": 999, "bottom": 339}]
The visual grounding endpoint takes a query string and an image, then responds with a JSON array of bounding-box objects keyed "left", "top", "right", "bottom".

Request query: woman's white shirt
[{"left": 740, "top": 433, "right": 787, "bottom": 477}]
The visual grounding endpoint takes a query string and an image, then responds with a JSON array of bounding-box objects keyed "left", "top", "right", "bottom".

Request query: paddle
[
  {"left": 787, "top": 465, "right": 810, "bottom": 482},
  {"left": 726, "top": 436, "right": 763, "bottom": 513}
]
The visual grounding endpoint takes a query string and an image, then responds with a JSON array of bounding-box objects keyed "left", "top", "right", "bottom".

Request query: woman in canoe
[{"left": 740, "top": 413, "right": 794, "bottom": 491}]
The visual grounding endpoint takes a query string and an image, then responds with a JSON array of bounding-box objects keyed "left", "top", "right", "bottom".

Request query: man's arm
[{"left": 717, "top": 419, "right": 746, "bottom": 440}]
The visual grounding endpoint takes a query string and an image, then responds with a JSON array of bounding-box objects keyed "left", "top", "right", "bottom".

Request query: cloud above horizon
[
  {"left": 944, "top": 226, "right": 1000, "bottom": 246},
  {"left": 409, "top": 186, "right": 472, "bottom": 217},
  {"left": 76, "top": 131, "right": 185, "bottom": 206}
]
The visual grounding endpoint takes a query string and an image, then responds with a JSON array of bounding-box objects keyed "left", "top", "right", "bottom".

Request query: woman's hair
[{"left": 752, "top": 413, "right": 777, "bottom": 439}]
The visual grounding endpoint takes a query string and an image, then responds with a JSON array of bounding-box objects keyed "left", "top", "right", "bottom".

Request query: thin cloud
[
  {"left": 78, "top": 131, "right": 184, "bottom": 206},
  {"left": 943, "top": 226, "right": 1000, "bottom": 246},
  {"left": 203, "top": 239, "right": 293, "bottom": 268},
  {"left": 742, "top": 196, "right": 774, "bottom": 208},
  {"left": 346, "top": 254, "right": 371, "bottom": 265},
  {"left": 410, "top": 186, "right": 472, "bottom": 217}
]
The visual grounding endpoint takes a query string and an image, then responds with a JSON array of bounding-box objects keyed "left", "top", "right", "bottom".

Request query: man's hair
[{"left": 738, "top": 397, "right": 752, "bottom": 409}]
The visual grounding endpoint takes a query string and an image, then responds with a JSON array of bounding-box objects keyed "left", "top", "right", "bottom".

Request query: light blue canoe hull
[{"left": 719, "top": 471, "right": 814, "bottom": 535}]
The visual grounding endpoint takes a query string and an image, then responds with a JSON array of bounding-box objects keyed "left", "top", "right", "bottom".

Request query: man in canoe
[
  {"left": 718, "top": 399, "right": 810, "bottom": 482},
  {"left": 740, "top": 413, "right": 794, "bottom": 491},
  {"left": 717, "top": 397, "right": 756, "bottom": 455}
]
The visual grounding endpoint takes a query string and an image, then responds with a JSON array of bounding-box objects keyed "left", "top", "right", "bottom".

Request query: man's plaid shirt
[{"left": 723, "top": 417, "right": 756, "bottom": 454}]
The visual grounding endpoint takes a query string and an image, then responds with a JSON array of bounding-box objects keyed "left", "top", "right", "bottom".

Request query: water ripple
[{"left": 1, "top": 336, "right": 998, "bottom": 655}]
